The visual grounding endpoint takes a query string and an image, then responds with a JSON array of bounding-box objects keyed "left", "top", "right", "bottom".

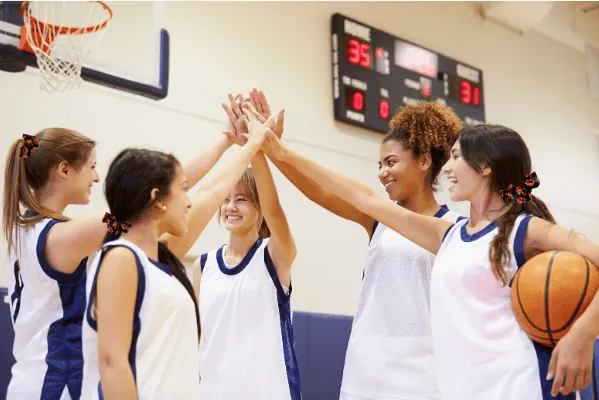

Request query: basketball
[{"left": 511, "top": 251, "right": 599, "bottom": 347}]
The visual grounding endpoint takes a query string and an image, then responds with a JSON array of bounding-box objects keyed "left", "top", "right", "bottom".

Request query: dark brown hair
[
  {"left": 104, "top": 148, "right": 201, "bottom": 340},
  {"left": 218, "top": 167, "right": 270, "bottom": 238},
  {"left": 3, "top": 128, "right": 96, "bottom": 255},
  {"left": 383, "top": 101, "right": 463, "bottom": 190},
  {"left": 459, "top": 124, "right": 556, "bottom": 285}
]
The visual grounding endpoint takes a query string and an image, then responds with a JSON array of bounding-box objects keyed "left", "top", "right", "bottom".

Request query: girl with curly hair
[{"left": 242, "top": 91, "right": 464, "bottom": 400}]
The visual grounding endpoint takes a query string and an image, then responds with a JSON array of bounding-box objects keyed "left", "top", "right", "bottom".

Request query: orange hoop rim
[{"left": 21, "top": 1, "right": 113, "bottom": 35}]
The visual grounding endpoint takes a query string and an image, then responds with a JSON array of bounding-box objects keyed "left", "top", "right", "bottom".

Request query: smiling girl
[{"left": 259, "top": 121, "right": 599, "bottom": 400}]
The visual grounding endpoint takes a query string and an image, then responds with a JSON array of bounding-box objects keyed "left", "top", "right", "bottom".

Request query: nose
[
  {"left": 94, "top": 170, "right": 100, "bottom": 182},
  {"left": 378, "top": 166, "right": 389, "bottom": 180},
  {"left": 441, "top": 159, "right": 451, "bottom": 175},
  {"left": 226, "top": 200, "right": 237, "bottom": 212}
]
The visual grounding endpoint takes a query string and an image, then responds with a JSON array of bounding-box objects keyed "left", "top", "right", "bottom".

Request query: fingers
[
  {"left": 258, "top": 90, "right": 271, "bottom": 116},
  {"left": 560, "top": 369, "right": 577, "bottom": 395},
  {"left": 221, "top": 103, "right": 239, "bottom": 134},
  {"left": 580, "top": 369, "right": 592, "bottom": 391},
  {"left": 551, "top": 366, "right": 566, "bottom": 397},
  {"left": 230, "top": 93, "right": 244, "bottom": 120},
  {"left": 250, "top": 88, "right": 262, "bottom": 114}
]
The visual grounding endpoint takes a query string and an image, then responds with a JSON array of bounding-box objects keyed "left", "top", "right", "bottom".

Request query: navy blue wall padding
[
  {"left": 0, "top": 287, "right": 16, "bottom": 400},
  {"left": 292, "top": 311, "right": 353, "bottom": 400}
]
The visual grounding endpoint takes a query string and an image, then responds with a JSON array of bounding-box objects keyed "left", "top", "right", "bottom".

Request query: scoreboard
[{"left": 331, "top": 13, "right": 486, "bottom": 134}]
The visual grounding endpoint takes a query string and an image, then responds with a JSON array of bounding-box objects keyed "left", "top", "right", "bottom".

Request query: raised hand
[
  {"left": 241, "top": 107, "right": 275, "bottom": 148},
  {"left": 221, "top": 93, "right": 248, "bottom": 146},
  {"left": 247, "top": 89, "right": 284, "bottom": 139}
]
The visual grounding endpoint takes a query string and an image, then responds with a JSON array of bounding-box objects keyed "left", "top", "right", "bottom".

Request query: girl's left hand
[{"left": 547, "top": 324, "right": 596, "bottom": 396}]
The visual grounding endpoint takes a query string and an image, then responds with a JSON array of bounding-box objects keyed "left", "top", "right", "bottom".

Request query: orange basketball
[{"left": 511, "top": 251, "right": 599, "bottom": 347}]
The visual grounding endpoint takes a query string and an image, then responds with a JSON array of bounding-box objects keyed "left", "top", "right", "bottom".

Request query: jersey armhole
[
  {"left": 85, "top": 245, "right": 146, "bottom": 336},
  {"left": 264, "top": 246, "right": 291, "bottom": 300},
  {"left": 369, "top": 220, "right": 379, "bottom": 242},
  {"left": 442, "top": 224, "right": 455, "bottom": 244},
  {"left": 200, "top": 253, "right": 208, "bottom": 272},
  {"left": 36, "top": 219, "right": 87, "bottom": 284},
  {"left": 514, "top": 215, "right": 533, "bottom": 269}
]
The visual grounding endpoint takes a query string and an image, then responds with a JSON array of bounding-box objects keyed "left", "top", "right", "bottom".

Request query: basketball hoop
[{"left": 20, "top": 1, "right": 113, "bottom": 92}]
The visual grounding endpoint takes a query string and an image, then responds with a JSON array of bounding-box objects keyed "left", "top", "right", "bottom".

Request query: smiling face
[
  {"left": 442, "top": 139, "right": 487, "bottom": 203},
  {"left": 65, "top": 147, "right": 100, "bottom": 205},
  {"left": 378, "top": 140, "right": 430, "bottom": 202},
  {"left": 218, "top": 168, "right": 266, "bottom": 237},
  {"left": 157, "top": 164, "right": 192, "bottom": 237}
]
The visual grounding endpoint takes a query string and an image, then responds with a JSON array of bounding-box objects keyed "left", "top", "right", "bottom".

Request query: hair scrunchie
[{"left": 499, "top": 171, "right": 540, "bottom": 204}]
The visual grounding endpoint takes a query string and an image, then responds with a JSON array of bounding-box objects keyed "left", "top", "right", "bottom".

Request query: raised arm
[
  {"left": 183, "top": 135, "right": 233, "bottom": 188},
  {"left": 95, "top": 247, "right": 139, "bottom": 399},
  {"left": 228, "top": 90, "right": 375, "bottom": 235},
  {"left": 251, "top": 151, "right": 296, "bottom": 287},
  {"left": 161, "top": 113, "right": 275, "bottom": 260},
  {"left": 45, "top": 212, "right": 111, "bottom": 274},
  {"left": 265, "top": 131, "right": 450, "bottom": 255},
  {"left": 525, "top": 218, "right": 599, "bottom": 396}
]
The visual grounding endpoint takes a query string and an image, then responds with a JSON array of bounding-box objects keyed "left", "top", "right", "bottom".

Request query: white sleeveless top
[
  {"left": 7, "top": 217, "right": 91, "bottom": 400},
  {"left": 81, "top": 239, "right": 200, "bottom": 399},
  {"left": 431, "top": 214, "right": 543, "bottom": 400},
  {"left": 341, "top": 205, "right": 463, "bottom": 400},
  {"left": 198, "top": 237, "right": 301, "bottom": 400}
]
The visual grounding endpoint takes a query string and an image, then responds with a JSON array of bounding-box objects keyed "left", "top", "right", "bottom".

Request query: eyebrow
[{"left": 378, "top": 154, "right": 398, "bottom": 166}]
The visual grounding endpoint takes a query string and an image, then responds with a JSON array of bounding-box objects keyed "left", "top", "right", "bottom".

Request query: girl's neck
[
  {"left": 398, "top": 188, "right": 440, "bottom": 216},
  {"left": 36, "top": 187, "right": 68, "bottom": 215},
  {"left": 119, "top": 217, "right": 160, "bottom": 261},
  {"left": 468, "top": 189, "right": 508, "bottom": 227},
  {"left": 226, "top": 229, "right": 260, "bottom": 260}
]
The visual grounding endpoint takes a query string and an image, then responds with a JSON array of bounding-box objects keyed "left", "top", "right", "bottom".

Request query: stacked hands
[{"left": 221, "top": 89, "right": 285, "bottom": 160}]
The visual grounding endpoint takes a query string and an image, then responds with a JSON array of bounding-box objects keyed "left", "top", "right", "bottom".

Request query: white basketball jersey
[
  {"left": 431, "top": 214, "right": 543, "bottom": 400},
  {"left": 341, "top": 204, "right": 463, "bottom": 400},
  {"left": 198, "top": 237, "right": 301, "bottom": 400},
  {"left": 6, "top": 217, "right": 90, "bottom": 400},
  {"left": 81, "top": 239, "right": 200, "bottom": 399}
]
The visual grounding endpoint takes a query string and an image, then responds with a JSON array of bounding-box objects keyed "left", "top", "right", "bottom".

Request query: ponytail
[
  {"left": 3, "top": 135, "right": 70, "bottom": 255},
  {"left": 489, "top": 195, "right": 556, "bottom": 286},
  {"left": 158, "top": 242, "right": 201, "bottom": 341}
]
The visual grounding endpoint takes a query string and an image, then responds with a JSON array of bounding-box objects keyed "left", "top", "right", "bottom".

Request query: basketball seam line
[{"left": 544, "top": 251, "right": 558, "bottom": 347}]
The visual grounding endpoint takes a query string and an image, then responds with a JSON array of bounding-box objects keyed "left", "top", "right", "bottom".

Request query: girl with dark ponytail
[
  {"left": 3, "top": 124, "right": 259, "bottom": 400},
  {"left": 80, "top": 112, "right": 273, "bottom": 399},
  {"left": 260, "top": 121, "right": 599, "bottom": 400}
]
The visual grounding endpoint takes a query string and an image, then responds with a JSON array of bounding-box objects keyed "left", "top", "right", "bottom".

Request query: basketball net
[{"left": 21, "top": 1, "right": 113, "bottom": 92}]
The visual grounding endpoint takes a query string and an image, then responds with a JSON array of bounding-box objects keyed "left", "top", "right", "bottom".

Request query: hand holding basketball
[{"left": 546, "top": 325, "right": 595, "bottom": 396}]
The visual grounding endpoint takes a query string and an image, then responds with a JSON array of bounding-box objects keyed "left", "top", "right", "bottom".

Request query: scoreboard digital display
[{"left": 331, "top": 13, "right": 486, "bottom": 133}]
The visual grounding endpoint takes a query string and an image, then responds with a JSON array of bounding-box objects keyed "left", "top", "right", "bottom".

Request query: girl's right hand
[{"left": 242, "top": 108, "right": 275, "bottom": 148}]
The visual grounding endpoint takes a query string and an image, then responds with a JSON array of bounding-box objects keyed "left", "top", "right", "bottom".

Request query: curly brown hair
[{"left": 383, "top": 102, "right": 463, "bottom": 189}]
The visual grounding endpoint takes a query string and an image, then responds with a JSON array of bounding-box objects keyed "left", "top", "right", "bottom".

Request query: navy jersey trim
[
  {"left": 85, "top": 244, "right": 146, "bottom": 389},
  {"left": 149, "top": 258, "right": 173, "bottom": 276},
  {"left": 514, "top": 215, "right": 533, "bottom": 268},
  {"left": 40, "top": 255, "right": 89, "bottom": 399},
  {"left": 264, "top": 246, "right": 301, "bottom": 400},
  {"left": 441, "top": 224, "right": 455, "bottom": 244},
  {"left": 434, "top": 205, "right": 449, "bottom": 218},
  {"left": 200, "top": 253, "right": 208, "bottom": 272},
  {"left": 460, "top": 220, "right": 497, "bottom": 242},
  {"left": 36, "top": 219, "right": 87, "bottom": 284},
  {"left": 216, "top": 237, "right": 263, "bottom": 276}
]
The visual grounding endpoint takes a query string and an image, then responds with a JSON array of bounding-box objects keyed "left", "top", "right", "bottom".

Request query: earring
[{"left": 162, "top": 205, "right": 167, "bottom": 210}]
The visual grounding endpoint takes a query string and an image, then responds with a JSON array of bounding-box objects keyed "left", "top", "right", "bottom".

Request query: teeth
[
  {"left": 227, "top": 216, "right": 242, "bottom": 220},
  {"left": 384, "top": 181, "right": 394, "bottom": 188}
]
